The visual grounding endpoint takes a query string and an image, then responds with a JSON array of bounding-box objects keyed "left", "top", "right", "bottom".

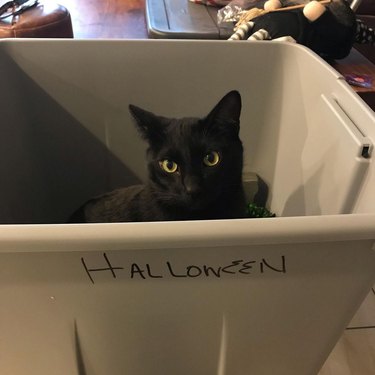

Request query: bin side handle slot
[{"left": 322, "top": 94, "right": 373, "bottom": 159}]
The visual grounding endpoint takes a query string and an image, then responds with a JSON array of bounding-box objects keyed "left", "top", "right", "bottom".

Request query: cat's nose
[{"left": 184, "top": 178, "right": 201, "bottom": 197}]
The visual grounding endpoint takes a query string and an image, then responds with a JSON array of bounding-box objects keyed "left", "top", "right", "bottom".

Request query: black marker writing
[
  {"left": 130, "top": 263, "right": 146, "bottom": 279},
  {"left": 222, "top": 260, "right": 243, "bottom": 274},
  {"left": 203, "top": 265, "right": 221, "bottom": 277},
  {"left": 80, "top": 254, "right": 287, "bottom": 283},
  {"left": 130, "top": 263, "right": 164, "bottom": 279},
  {"left": 239, "top": 260, "right": 256, "bottom": 274},
  {"left": 146, "top": 264, "right": 163, "bottom": 278},
  {"left": 186, "top": 265, "right": 202, "bottom": 278},
  {"left": 260, "top": 256, "right": 286, "bottom": 273},
  {"left": 81, "top": 252, "right": 124, "bottom": 284},
  {"left": 167, "top": 261, "right": 188, "bottom": 278}
]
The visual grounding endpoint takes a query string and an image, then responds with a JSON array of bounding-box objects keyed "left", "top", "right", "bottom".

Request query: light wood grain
[
  {"left": 319, "top": 328, "right": 375, "bottom": 375},
  {"left": 348, "top": 289, "right": 375, "bottom": 328},
  {"left": 58, "top": 0, "right": 147, "bottom": 39},
  {"left": 320, "top": 290, "right": 375, "bottom": 375}
]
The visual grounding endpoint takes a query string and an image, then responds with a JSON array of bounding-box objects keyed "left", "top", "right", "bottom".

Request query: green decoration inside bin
[{"left": 246, "top": 203, "right": 276, "bottom": 218}]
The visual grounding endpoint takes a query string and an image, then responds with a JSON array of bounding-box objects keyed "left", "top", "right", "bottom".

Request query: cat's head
[{"left": 129, "top": 91, "right": 243, "bottom": 211}]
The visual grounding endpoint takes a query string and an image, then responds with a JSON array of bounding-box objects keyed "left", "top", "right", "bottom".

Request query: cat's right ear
[
  {"left": 129, "top": 105, "right": 165, "bottom": 144},
  {"left": 205, "top": 90, "right": 242, "bottom": 131}
]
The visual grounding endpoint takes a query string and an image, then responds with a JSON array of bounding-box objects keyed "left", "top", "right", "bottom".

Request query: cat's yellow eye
[
  {"left": 203, "top": 151, "right": 220, "bottom": 167},
  {"left": 160, "top": 159, "right": 178, "bottom": 173}
]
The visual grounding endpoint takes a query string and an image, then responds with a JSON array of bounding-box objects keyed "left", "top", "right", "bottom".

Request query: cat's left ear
[{"left": 205, "top": 90, "right": 242, "bottom": 130}]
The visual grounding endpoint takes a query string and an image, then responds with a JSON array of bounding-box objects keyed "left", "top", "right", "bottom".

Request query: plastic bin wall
[{"left": 0, "top": 40, "right": 374, "bottom": 375}]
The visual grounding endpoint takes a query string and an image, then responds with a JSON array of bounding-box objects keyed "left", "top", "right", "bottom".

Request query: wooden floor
[
  {"left": 57, "top": 1, "right": 375, "bottom": 374},
  {"left": 319, "top": 288, "right": 375, "bottom": 375}
]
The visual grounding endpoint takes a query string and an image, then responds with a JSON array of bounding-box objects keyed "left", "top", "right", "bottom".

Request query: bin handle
[{"left": 322, "top": 94, "right": 372, "bottom": 159}]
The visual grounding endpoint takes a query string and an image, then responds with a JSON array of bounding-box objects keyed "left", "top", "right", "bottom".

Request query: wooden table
[{"left": 332, "top": 48, "right": 375, "bottom": 111}]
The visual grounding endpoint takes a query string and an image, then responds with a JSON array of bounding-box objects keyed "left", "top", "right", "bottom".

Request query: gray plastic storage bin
[{"left": 0, "top": 40, "right": 374, "bottom": 375}]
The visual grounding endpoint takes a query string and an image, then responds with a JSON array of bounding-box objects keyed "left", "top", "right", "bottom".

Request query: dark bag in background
[{"left": 0, "top": 0, "right": 73, "bottom": 38}]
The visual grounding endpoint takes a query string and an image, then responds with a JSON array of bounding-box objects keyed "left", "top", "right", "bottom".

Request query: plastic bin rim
[
  {"left": 0, "top": 213, "right": 374, "bottom": 253},
  {"left": 0, "top": 37, "right": 338, "bottom": 70}
]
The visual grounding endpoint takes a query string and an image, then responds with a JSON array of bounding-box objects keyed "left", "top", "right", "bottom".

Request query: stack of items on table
[{"left": 355, "top": 0, "right": 375, "bottom": 63}]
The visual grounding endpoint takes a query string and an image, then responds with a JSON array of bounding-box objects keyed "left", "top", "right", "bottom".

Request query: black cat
[{"left": 69, "top": 90, "right": 246, "bottom": 222}]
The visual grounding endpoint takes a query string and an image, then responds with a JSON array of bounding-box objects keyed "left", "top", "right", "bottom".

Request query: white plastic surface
[{"left": 0, "top": 40, "right": 374, "bottom": 375}]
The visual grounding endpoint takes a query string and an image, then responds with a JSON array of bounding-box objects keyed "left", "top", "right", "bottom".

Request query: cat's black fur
[{"left": 69, "top": 91, "right": 246, "bottom": 222}]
